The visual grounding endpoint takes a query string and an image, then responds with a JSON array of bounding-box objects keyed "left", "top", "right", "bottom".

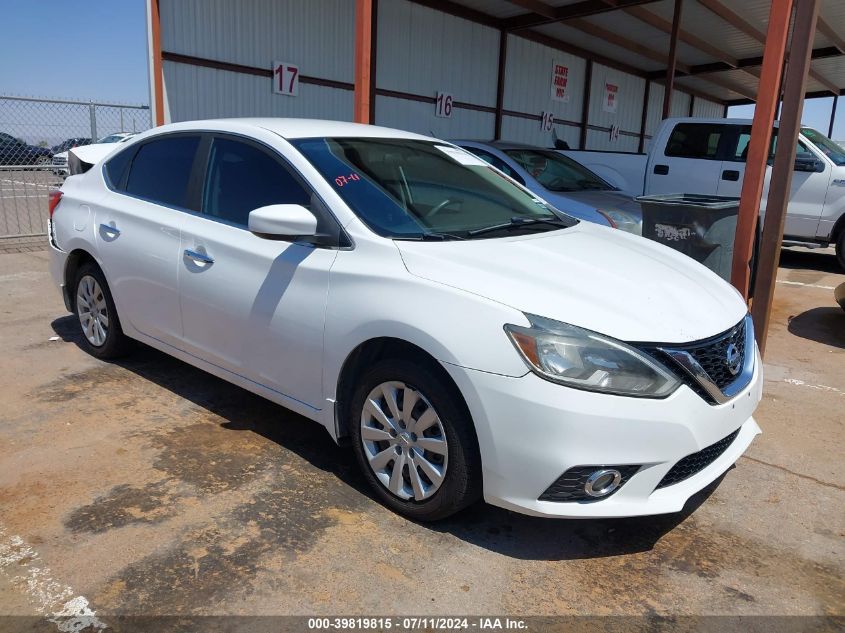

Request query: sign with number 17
[{"left": 273, "top": 61, "right": 299, "bottom": 97}]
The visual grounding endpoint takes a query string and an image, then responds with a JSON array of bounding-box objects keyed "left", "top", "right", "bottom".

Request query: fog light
[{"left": 584, "top": 469, "right": 622, "bottom": 497}]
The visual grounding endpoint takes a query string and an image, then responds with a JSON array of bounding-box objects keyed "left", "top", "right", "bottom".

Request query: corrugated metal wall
[
  {"left": 693, "top": 97, "right": 724, "bottom": 118},
  {"left": 375, "top": 96, "right": 494, "bottom": 139},
  {"left": 502, "top": 35, "right": 586, "bottom": 124},
  {"left": 162, "top": 62, "right": 353, "bottom": 122},
  {"left": 500, "top": 114, "right": 580, "bottom": 148},
  {"left": 376, "top": 0, "right": 499, "bottom": 105},
  {"left": 157, "top": 0, "right": 725, "bottom": 149},
  {"left": 160, "top": 0, "right": 354, "bottom": 122}
]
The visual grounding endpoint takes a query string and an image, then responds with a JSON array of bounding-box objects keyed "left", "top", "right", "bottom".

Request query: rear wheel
[
  {"left": 73, "top": 263, "right": 131, "bottom": 359},
  {"left": 349, "top": 358, "right": 481, "bottom": 521}
]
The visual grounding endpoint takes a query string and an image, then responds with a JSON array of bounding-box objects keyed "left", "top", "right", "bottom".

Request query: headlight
[
  {"left": 504, "top": 314, "right": 680, "bottom": 397},
  {"left": 596, "top": 208, "right": 641, "bottom": 235}
]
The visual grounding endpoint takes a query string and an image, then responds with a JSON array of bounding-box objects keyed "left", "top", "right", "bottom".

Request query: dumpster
[{"left": 635, "top": 193, "right": 740, "bottom": 282}]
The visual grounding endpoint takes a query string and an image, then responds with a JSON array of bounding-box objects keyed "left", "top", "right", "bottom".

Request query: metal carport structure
[{"left": 146, "top": 0, "right": 845, "bottom": 354}]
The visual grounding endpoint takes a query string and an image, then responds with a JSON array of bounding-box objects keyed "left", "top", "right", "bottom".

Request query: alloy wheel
[
  {"left": 76, "top": 274, "right": 109, "bottom": 347},
  {"left": 360, "top": 381, "right": 449, "bottom": 501}
]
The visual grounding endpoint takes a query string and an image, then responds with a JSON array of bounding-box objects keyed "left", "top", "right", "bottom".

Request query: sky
[
  {"left": 0, "top": 0, "right": 842, "bottom": 140},
  {"left": 729, "top": 99, "right": 844, "bottom": 141},
  {"left": 0, "top": 0, "right": 149, "bottom": 105}
]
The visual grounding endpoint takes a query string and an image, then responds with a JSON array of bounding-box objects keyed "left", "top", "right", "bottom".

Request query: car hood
[
  {"left": 395, "top": 222, "right": 746, "bottom": 344},
  {"left": 561, "top": 189, "right": 641, "bottom": 215}
]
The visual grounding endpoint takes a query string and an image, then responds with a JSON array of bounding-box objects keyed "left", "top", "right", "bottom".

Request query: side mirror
[
  {"left": 248, "top": 204, "right": 318, "bottom": 240},
  {"left": 794, "top": 156, "right": 822, "bottom": 172}
]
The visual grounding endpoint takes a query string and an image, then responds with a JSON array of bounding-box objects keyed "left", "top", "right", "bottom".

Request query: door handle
[
  {"left": 184, "top": 249, "right": 214, "bottom": 265},
  {"left": 653, "top": 164, "right": 669, "bottom": 175},
  {"left": 99, "top": 223, "right": 120, "bottom": 236},
  {"left": 722, "top": 169, "right": 740, "bottom": 181}
]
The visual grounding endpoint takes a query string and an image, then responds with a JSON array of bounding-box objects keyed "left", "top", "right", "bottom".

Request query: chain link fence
[{"left": 0, "top": 95, "right": 151, "bottom": 241}]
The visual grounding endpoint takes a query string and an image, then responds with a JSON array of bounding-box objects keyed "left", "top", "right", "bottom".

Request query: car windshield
[
  {"left": 291, "top": 137, "right": 577, "bottom": 239},
  {"left": 97, "top": 134, "right": 124, "bottom": 144},
  {"left": 801, "top": 128, "right": 845, "bottom": 166},
  {"left": 503, "top": 148, "right": 614, "bottom": 192}
]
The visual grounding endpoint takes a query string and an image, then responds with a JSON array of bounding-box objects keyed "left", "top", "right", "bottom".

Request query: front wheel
[
  {"left": 73, "top": 262, "right": 131, "bottom": 359},
  {"left": 349, "top": 359, "right": 481, "bottom": 521}
]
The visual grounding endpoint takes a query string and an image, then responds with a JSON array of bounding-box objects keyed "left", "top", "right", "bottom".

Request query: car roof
[
  {"left": 152, "top": 118, "right": 437, "bottom": 142},
  {"left": 451, "top": 139, "right": 551, "bottom": 151}
]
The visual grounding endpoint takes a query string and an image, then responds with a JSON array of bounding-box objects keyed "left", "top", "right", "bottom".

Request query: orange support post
[
  {"left": 149, "top": 0, "right": 165, "bottom": 126},
  {"left": 354, "top": 0, "right": 374, "bottom": 124},
  {"left": 730, "top": 0, "right": 794, "bottom": 297},
  {"left": 750, "top": 0, "right": 820, "bottom": 356}
]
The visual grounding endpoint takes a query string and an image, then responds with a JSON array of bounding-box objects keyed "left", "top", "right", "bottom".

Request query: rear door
[
  {"left": 177, "top": 134, "right": 338, "bottom": 409},
  {"left": 646, "top": 122, "right": 726, "bottom": 195},
  {"left": 718, "top": 127, "right": 831, "bottom": 238},
  {"left": 94, "top": 134, "right": 201, "bottom": 345}
]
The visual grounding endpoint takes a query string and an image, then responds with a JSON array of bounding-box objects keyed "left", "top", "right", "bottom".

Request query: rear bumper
[
  {"left": 48, "top": 238, "right": 71, "bottom": 311},
  {"left": 444, "top": 348, "right": 763, "bottom": 518}
]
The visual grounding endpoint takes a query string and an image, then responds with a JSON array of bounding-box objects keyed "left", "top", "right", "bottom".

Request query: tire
[
  {"left": 348, "top": 358, "right": 481, "bottom": 521},
  {"left": 73, "top": 262, "right": 131, "bottom": 359},
  {"left": 836, "top": 230, "right": 845, "bottom": 271}
]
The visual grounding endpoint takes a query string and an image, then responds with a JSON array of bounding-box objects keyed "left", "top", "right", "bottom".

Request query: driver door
[
  {"left": 718, "top": 128, "right": 830, "bottom": 238},
  {"left": 177, "top": 135, "right": 338, "bottom": 410}
]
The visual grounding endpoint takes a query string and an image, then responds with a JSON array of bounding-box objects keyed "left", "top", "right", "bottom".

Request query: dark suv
[{"left": 0, "top": 132, "right": 53, "bottom": 166}]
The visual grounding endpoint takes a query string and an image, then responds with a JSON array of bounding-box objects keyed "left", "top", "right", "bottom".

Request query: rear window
[
  {"left": 665, "top": 123, "right": 724, "bottom": 160},
  {"left": 124, "top": 135, "right": 200, "bottom": 208},
  {"left": 104, "top": 146, "right": 135, "bottom": 189}
]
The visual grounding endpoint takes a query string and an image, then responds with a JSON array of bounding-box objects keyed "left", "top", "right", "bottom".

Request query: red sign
[{"left": 603, "top": 80, "right": 619, "bottom": 113}]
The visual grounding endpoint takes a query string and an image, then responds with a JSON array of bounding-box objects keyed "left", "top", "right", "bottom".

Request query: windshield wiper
[
  {"left": 467, "top": 216, "right": 569, "bottom": 237},
  {"left": 393, "top": 231, "right": 466, "bottom": 241}
]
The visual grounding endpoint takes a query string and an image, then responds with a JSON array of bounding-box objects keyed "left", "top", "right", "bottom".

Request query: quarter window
[
  {"left": 665, "top": 123, "right": 724, "bottom": 160},
  {"left": 124, "top": 135, "right": 200, "bottom": 208},
  {"left": 104, "top": 146, "right": 135, "bottom": 190},
  {"left": 202, "top": 137, "right": 310, "bottom": 227}
]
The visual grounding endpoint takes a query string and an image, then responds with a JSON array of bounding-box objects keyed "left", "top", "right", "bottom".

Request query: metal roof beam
[
  {"left": 502, "top": 0, "right": 660, "bottom": 31},
  {"left": 808, "top": 68, "right": 840, "bottom": 96},
  {"left": 696, "top": 0, "right": 766, "bottom": 43},
  {"left": 565, "top": 17, "right": 691, "bottom": 72},
  {"left": 623, "top": 5, "right": 738, "bottom": 67},
  {"left": 503, "top": 0, "right": 556, "bottom": 20},
  {"left": 817, "top": 16, "right": 845, "bottom": 54},
  {"left": 646, "top": 46, "right": 843, "bottom": 79},
  {"left": 695, "top": 73, "right": 758, "bottom": 101}
]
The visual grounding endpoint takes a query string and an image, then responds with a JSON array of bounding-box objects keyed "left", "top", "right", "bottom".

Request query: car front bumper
[{"left": 443, "top": 348, "right": 762, "bottom": 518}]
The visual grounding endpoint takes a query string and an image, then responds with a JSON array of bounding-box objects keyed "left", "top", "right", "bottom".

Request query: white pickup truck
[{"left": 562, "top": 117, "right": 845, "bottom": 268}]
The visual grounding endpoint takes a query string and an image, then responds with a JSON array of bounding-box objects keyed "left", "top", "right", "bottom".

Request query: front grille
[
  {"left": 539, "top": 465, "right": 640, "bottom": 502},
  {"left": 688, "top": 319, "right": 746, "bottom": 390},
  {"left": 52, "top": 156, "right": 67, "bottom": 166},
  {"left": 656, "top": 429, "right": 740, "bottom": 489},
  {"left": 640, "top": 318, "right": 748, "bottom": 404}
]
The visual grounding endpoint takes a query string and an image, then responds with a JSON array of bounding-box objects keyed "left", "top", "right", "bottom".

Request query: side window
[
  {"left": 202, "top": 137, "right": 310, "bottom": 227},
  {"left": 733, "top": 132, "right": 751, "bottom": 161},
  {"left": 732, "top": 128, "right": 815, "bottom": 163},
  {"left": 125, "top": 135, "right": 200, "bottom": 208},
  {"left": 103, "top": 146, "right": 135, "bottom": 190},
  {"left": 461, "top": 146, "right": 526, "bottom": 185},
  {"left": 665, "top": 123, "right": 723, "bottom": 160}
]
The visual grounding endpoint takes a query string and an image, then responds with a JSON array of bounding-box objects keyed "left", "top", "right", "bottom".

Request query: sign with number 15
[{"left": 273, "top": 62, "right": 299, "bottom": 97}]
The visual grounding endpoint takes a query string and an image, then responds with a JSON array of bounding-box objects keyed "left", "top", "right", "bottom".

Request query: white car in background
[
  {"left": 52, "top": 132, "right": 136, "bottom": 177},
  {"left": 48, "top": 118, "right": 762, "bottom": 521}
]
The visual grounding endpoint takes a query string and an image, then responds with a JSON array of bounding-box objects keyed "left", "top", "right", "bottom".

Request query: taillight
[{"left": 48, "top": 190, "right": 63, "bottom": 219}]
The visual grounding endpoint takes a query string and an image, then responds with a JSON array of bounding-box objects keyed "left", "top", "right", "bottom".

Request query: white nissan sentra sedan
[{"left": 48, "top": 119, "right": 762, "bottom": 521}]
